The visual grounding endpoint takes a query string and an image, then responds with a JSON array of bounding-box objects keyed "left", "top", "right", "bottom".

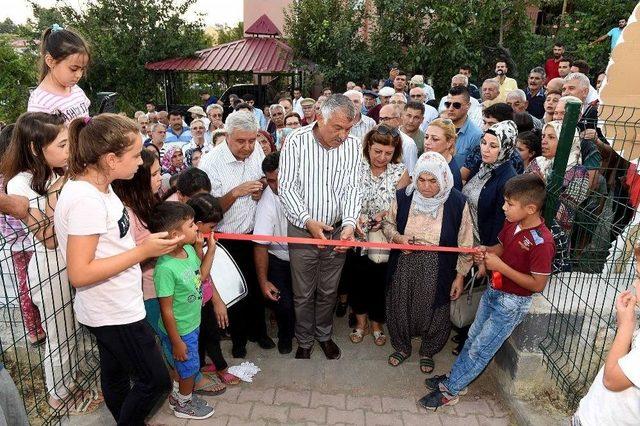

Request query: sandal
[
  {"left": 194, "top": 377, "right": 226, "bottom": 396},
  {"left": 217, "top": 371, "right": 241, "bottom": 385},
  {"left": 420, "top": 357, "right": 435, "bottom": 374},
  {"left": 28, "top": 332, "right": 46, "bottom": 346},
  {"left": 388, "top": 351, "right": 409, "bottom": 367},
  {"left": 349, "top": 325, "right": 369, "bottom": 344},
  {"left": 372, "top": 330, "right": 386, "bottom": 346},
  {"left": 201, "top": 364, "right": 217, "bottom": 373}
]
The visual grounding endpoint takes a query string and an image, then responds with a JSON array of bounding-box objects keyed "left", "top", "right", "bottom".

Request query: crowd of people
[{"left": 0, "top": 19, "right": 638, "bottom": 426}]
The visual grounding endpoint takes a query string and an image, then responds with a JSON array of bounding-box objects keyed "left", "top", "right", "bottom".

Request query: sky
[{"left": 1, "top": 0, "right": 243, "bottom": 26}]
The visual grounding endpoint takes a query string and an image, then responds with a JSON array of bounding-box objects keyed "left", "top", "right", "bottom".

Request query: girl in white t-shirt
[
  {"left": 27, "top": 24, "right": 91, "bottom": 124},
  {"left": 0, "top": 112, "right": 83, "bottom": 411},
  {"left": 54, "top": 114, "right": 181, "bottom": 425}
]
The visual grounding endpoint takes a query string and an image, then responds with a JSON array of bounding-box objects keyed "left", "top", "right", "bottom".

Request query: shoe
[
  {"left": 173, "top": 398, "right": 214, "bottom": 419},
  {"left": 256, "top": 335, "right": 276, "bottom": 350},
  {"left": 424, "top": 375, "right": 468, "bottom": 396},
  {"left": 319, "top": 339, "right": 341, "bottom": 360},
  {"left": 278, "top": 338, "right": 293, "bottom": 354},
  {"left": 418, "top": 389, "right": 459, "bottom": 410},
  {"left": 335, "top": 301, "right": 348, "bottom": 317},
  {"left": 232, "top": 345, "right": 247, "bottom": 359},
  {"left": 295, "top": 346, "right": 312, "bottom": 359},
  {"left": 169, "top": 393, "right": 207, "bottom": 410}
]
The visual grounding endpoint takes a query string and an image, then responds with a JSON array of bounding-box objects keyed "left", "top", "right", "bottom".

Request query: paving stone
[
  {"left": 224, "top": 417, "right": 266, "bottom": 426},
  {"left": 380, "top": 396, "right": 419, "bottom": 413},
  {"left": 364, "top": 411, "right": 404, "bottom": 425},
  {"left": 274, "top": 388, "right": 311, "bottom": 407},
  {"left": 326, "top": 407, "right": 365, "bottom": 425},
  {"left": 485, "top": 398, "right": 510, "bottom": 418},
  {"left": 453, "top": 398, "right": 492, "bottom": 418},
  {"left": 288, "top": 406, "right": 327, "bottom": 423},
  {"left": 212, "top": 401, "right": 252, "bottom": 419},
  {"left": 437, "top": 413, "right": 480, "bottom": 426},
  {"left": 213, "top": 385, "right": 242, "bottom": 403},
  {"left": 250, "top": 402, "right": 289, "bottom": 423},
  {"left": 237, "top": 388, "right": 276, "bottom": 404},
  {"left": 148, "top": 406, "right": 188, "bottom": 426},
  {"left": 476, "top": 414, "right": 511, "bottom": 426},
  {"left": 310, "top": 391, "right": 347, "bottom": 409},
  {"left": 346, "top": 395, "right": 382, "bottom": 412},
  {"left": 402, "top": 411, "right": 441, "bottom": 426},
  {"left": 186, "top": 414, "right": 228, "bottom": 425}
]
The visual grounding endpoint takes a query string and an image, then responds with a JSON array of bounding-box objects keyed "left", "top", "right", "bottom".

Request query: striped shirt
[
  {"left": 28, "top": 85, "right": 90, "bottom": 124},
  {"left": 349, "top": 114, "right": 376, "bottom": 141},
  {"left": 198, "top": 141, "right": 265, "bottom": 234},
  {"left": 279, "top": 124, "right": 362, "bottom": 229}
]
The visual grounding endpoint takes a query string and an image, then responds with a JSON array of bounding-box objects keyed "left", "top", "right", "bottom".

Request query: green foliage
[
  {"left": 0, "top": 18, "right": 18, "bottom": 34},
  {"left": 0, "top": 36, "right": 37, "bottom": 122},
  {"left": 215, "top": 22, "right": 244, "bottom": 44}
]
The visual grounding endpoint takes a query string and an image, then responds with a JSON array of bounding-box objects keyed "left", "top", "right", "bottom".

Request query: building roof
[
  {"left": 145, "top": 36, "right": 294, "bottom": 74},
  {"left": 245, "top": 14, "right": 281, "bottom": 36}
]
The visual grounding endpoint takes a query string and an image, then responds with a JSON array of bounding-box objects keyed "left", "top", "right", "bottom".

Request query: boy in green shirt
[{"left": 150, "top": 202, "right": 216, "bottom": 420}]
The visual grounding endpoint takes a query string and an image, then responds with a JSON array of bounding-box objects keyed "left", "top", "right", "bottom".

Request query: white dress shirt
[
  {"left": 293, "top": 97, "right": 304, "bottom": 116},
  {"left": 349, "top": 114, "right": 376, "bottom": 141},
  {"left": 198, "top": 141, "right": 265, "bottom": 233},
  {"left": 253, "top": 186, "right": 289, "bottom": 261},
  {"left": 399, "top": 130, "right": 418, "bottom": 174},
  {"left": 420, "top": 103, "right": 441, "bottom": 132},
  {"left": 279, "top": 125, "right": 362, "bottom": 229}
]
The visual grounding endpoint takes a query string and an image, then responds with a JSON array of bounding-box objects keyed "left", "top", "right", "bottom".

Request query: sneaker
[
  {"left": 173, "top": 398, "right": 214, "bottom": 420},
  {"left": 418, "top": 389, "right": 459, "bottom": 410},
  {"left": 169, "top": 393, "right": 207, "bottom": 410},
  {"left": 424, "top": 375, "right": 468, "bottom": 396}
]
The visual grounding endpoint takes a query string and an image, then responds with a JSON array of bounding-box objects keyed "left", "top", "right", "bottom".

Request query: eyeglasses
[
  {"left": 390, "top": 100, "right": 406, "bottom": 105},
  {"left": 375, "top": 125, "right": 400, "bottom": 137},
  {"left": 209, "top": 113, "right": 222, "bottom": 118},
  {"left": 444, "top": 101, "right": 463, "bottom": 109}
]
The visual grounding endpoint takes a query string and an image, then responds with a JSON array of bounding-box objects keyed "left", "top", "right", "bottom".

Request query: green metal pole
[{"left": 544, "top": 100, "right": 581, "bottom": 223}]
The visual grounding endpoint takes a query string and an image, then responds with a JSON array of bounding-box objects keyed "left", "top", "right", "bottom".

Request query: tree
[
  {"left": 0, "top": 18, "right": 18, "bottom": 34},
  {"left": 0, "top": 36, "right": 37, "bottom": 122},
  {"left": 216, "top": 22, "right": 244, "bottom": 44}
]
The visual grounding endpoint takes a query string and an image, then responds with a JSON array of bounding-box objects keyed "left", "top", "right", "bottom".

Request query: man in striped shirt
[
  {"left": 198, "top": 110, "right": 274, "bottom": 357},
  {"left": 279, "top": 94, "right": 362, "bottom": 360}
]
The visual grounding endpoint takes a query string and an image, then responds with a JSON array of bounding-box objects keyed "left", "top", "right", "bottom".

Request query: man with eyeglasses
[
  {"left": 437, "top": 75, "right": 483, "bottom": 128},
  {"left": 400, "top": 101, "right": 426, "bottom": 156},
  {"left": 243, "top": 93, "right": 268, "bottom": 130},
  {"left": 379, "top": 104, "right": 417, "bottom": 172},
  {"left": 408, "top": 87, "right": 439, "bottom": 131},
  {"left": 205, "top": 104, "right": 224, "bottom": 144},
  {"left": 345, "top": 90, "right": 376, "bottom": 140},
  {"left": 444, "top": 86, "right": 483, "bottom": 167}
]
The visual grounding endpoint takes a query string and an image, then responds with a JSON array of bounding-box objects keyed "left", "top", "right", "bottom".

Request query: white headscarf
[
  {"left": 534, "top": 120, "right": 582, "bottom": 181},
  {"left": 406, "top": 151, "right": 454, "bottom": 217}
]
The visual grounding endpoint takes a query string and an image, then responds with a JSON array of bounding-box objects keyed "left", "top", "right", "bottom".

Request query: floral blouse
[{"left": 359, "top": 161, "right": 406, "bottom": 233}]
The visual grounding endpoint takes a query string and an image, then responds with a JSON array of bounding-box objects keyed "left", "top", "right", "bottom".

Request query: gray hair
[
  {"left": 206, "top": 104, "right": 223, "bottom": 114},
  {"left": 506, "top": 89, "right": 527, "bottom": 101},
  {"left": 343, "top": 89, "right": 363, "bottom": 101},
  {"left": 482, "top": 78, "right": 500, "bottom": 88},
  {"left": 150, "top": 122, "right": 166, "bottom": 132},
  {"left": 558, "top": 95, "right": 583, "bottom": 107},
  {"left": 319, "top": 94, "right": 356, "bottom": 122},
  {"left": 451, "top": 74, "right": 469, "bottom": 87},
  {"left": 390, "top": 92, "right": 407, "bottom": 103},
  {"left": 529, "top": 66, "right": 546, "bottom": 79},
  {"left": 225, "top": 110, "right": 258, "bottom": 134},
  {"left": 564, "top": 72, "right": 591, "bottom": 89},
  {"left": 269, "top": 104, "right": 285, "bottom": 115}
]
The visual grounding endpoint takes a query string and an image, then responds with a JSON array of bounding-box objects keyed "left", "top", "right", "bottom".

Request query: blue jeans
[{"left": 442, "top": 287, "right": 532, "bottom": 396}]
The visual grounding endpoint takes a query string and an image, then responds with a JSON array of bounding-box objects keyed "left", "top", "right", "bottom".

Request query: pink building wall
[{"left": 243, "top": 0, "right": 294, "bottom": 36}]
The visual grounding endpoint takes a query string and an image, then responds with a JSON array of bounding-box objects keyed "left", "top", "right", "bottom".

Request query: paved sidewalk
[{"left": 70, "top": 315, "right": 514, "bottom": 425}]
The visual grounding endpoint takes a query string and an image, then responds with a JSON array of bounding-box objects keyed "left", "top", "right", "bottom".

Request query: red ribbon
[{"left": 211, "top": 232, "right": 478, "bottom": 254}]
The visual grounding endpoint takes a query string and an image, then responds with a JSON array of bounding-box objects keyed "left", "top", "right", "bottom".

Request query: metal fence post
[{"left": 543, "top": 100, "right": 582, "bottom": 223}]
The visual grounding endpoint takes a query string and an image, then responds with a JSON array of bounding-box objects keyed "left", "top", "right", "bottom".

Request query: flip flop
[
  {"left": 194, "top": 377, "right": 226, "bottom": 396},
  {"left": 388, "top": 351, "right": 409, "bottom": 367},
  {"left": 349, "top": 325, "right": 369, "bottom": 343},
  {"left": 420, "top": 357, "right": 435, "bottom": 374},
  {"left": 373, "top": 330, "right": 386, "bottom": 346},
  {"left": 217, "top": 371, "right": 241, "bottom": 385}
]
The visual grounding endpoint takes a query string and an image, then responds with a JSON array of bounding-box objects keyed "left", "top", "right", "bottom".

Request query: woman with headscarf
[
  {"left": 528, "top": 120, "right": 590, "bottom": 231},
  {"left": 161, "top": 146, "right": 187, "bottom": 176},
  {"left": 462, "top": 121, "right": 518, "bottom": 252},
  {"left": 382, "top": 152, "right": 473, "bottom": 373}
]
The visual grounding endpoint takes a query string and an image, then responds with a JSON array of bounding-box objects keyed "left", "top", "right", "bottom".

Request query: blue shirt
[
  {"left": 253, "top": 108, "right": 268, "bottom": 130},
  {"left": 165, "top": 126, "right": 192, "bottom": 143},
  {"left": 607, "top": 27, "right": 623, "bottom": 50},
  {"left": 454, "top": 118, "right": 483, "bottom": 167}
]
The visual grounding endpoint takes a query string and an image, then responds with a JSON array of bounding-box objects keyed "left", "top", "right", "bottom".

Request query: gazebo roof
[{"left": 245, "top": 14, "right": 281, "bottom": 36}]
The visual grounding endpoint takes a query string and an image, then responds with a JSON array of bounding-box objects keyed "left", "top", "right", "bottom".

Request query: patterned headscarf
[
  {"left": 184, "top": 147, "right": 202, "bottom": 167},
  {"left": 161, "top": 146, "right": 186, "bottom": 175},
  {"left": 406, "top": 151, "right": 454, "bottom": 218},
  {"left": 533, "top": 120, "right": 582, "bottom": 182},
  {"left": 477, "top": 120, "right": 518, "bottom": 179}
]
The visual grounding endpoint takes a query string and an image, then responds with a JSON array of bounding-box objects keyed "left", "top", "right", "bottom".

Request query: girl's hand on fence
[
  {"left": 173, "top": 340, "right": 189, "bottom": 361},
  {"left": 616, "top": 290, "right": 637, "bottom": 329}
]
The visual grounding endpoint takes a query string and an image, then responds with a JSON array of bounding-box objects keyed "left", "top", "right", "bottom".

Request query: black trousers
[
  {"left": 198, "top": 300, "right": 228, "bottom": 370},
  {"left": 87, "top": 320, "right": 170, "bottom": 426},
  {"left": 267, "top": 254, "right": 295, "bottom": 342},
  {"left": 221, "top": 239, "right": 268, "bottom": 349},
  {"left": 349, "top": 255, "right": 388, "bottom": 323}
]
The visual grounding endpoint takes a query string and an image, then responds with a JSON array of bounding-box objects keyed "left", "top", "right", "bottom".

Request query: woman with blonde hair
[{"left": 423, "top": 118, "right": 462, "bottom": 190}]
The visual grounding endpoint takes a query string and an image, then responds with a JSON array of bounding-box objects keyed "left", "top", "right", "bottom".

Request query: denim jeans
[{"left": 442, "top": 287, "right": 532, "bottom": 396}]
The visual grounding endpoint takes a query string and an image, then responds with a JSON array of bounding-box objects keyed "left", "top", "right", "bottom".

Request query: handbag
[
  {"left": 450, "top": 269, "right": 487, "bottom": 328},
  {"left": 367, "top": 229, "right": 390, "bottom": 264}
]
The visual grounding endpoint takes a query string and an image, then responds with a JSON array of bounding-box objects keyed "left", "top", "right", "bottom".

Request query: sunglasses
[
  {"left": 444, "top": 101, "right": 463, "bottom": 109},
  {"left": 375, "top": 125, "right": 400, "bottom": 137}
]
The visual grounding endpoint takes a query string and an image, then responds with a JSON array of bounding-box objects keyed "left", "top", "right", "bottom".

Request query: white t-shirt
[
  {"left": 253, "top": 186, "right": 289, "bottom": 261},
  {"left": 54, "top": 180, "right": 145, "bottom": 327},
  {"left": 576, "top": 330, "right": 640, "bottom": 425},
  {"left": 399, "top": 130, "right": 418, "bottom": 174},
  {"left": 7, "top": 171, "right": 59, "bottom": 253}
]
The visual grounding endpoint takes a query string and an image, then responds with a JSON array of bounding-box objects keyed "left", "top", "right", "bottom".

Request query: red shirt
[
  {"left": 544, "top": 57, "right": 561, "bottom": 83},
  {"left": 492, "top": 220, "right": 555, "bottom": 297}
]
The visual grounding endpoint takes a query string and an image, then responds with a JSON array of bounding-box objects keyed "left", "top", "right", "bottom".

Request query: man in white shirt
[
  {"left": 292, "top": 88, "right": 304, "bottom": 116},
  {"left": 279, "top": 94, "right": 361, "bottom": 360},
  {"left": 253, "top": 152, "right": 295, "bottom": 355},
  {"left": 574, "top": 279, "right": 640, "bottom": 425},
  {"left": 344, "top": 90, "right": 376, "bottom": 141},
  {"left": 409, "top": 74, "right": 435, "bottom": 102},
  {"left": 378, "top": 104, "right": 418, "bottom": 173},
  {"left": 198, "top": 110, "right": 274, "bottom": 358}
]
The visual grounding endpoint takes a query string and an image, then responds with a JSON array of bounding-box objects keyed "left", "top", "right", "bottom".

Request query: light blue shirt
[
  {"left": 253, "top": 108, "right": 268, "bottom": 130},
  {"left": 607, "top": 27, "right": 623, "bottom": 50},
  {"left": 165, "top": 126, "right": 192, "bottom": 143},
  {"left": 454, "top": 118, "right": 483, "bottom": 167}
]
